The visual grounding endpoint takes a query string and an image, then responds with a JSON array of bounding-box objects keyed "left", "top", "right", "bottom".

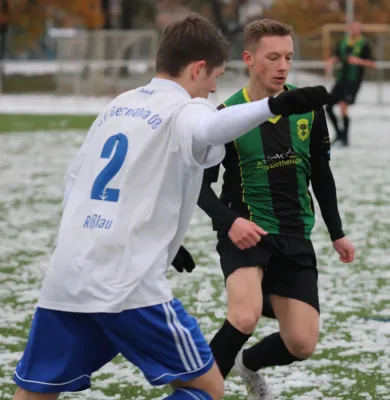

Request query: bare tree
[
  {"left": 209, "top": 0, "right": 242, "bottom": 40},
  {"left": 101, "top": 0, "right": 111, "bottom": 29},
  {"left": 0, "top": 0, "right": 9, "bottom": 92},
  {"left": 120, "top": 0, "right": 133, "bottom": 30}
]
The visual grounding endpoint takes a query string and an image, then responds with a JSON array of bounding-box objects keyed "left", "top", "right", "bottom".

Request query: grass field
[
  {"left": 0, "top": 109, "right": 389, "bottom": 400},
  {"left": 0, "top": 114, "right": 95, "bottom": 133}
]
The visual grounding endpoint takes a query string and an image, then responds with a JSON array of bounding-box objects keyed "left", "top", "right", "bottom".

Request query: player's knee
[
  {"left": 284, "top": 329, "right": 318, "bottom": 359},
  {"left": 14, "top": 387, "right": 58, "bottom": 400},
  {"left": 207, "top": 376, "right": 225, "bottom": 400},
  {"left": 188, "top": 372, "right": 224, "bottom": 400},
  {"left": 14, "top": 387, "right": 29, "bottom": 399},
  {"left": 339, "top": 102, "right": 348, "bottom": 115},
  {"left": 228, "top": 306, "right": 261, "bottom": 334},
  {"left": 179, "top": 363, "right": 224, "bottom": 400}
]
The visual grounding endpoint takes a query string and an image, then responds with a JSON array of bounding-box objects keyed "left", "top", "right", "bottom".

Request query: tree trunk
[
  {"left": 120, "top": 0, "right": 133, "bottom": 30},
  {"left": 101, "top": 0, "right": 111, "bottom": 29},
  {"left": 0, "top": 0, "right": 9, "bottom": 93},
  {"left": 209, "top": 0, "right": 228, "bottom": 35}
]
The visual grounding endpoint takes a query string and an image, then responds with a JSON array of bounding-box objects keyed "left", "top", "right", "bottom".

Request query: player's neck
[
  {"left": 246, "top": 80, "right": 283, "bottom": 102},
  {"left": 348, "top": 34, "right": 361, "bottom": 42}
]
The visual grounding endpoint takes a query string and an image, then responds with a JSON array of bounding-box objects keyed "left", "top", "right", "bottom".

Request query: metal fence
[{"left": 1, "top": 27, "right": 390, "bottom": 104}]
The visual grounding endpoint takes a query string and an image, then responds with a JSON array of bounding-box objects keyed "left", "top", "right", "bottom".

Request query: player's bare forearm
[
  {"left": 365, "top": 59, "right": 376, "bottom": 68},
  {"left": 325, "top": 56, "right": 338, "bottom": 76},
  {"left": 357, "top": 58, "right": 375, "bottom": 68},
  {"left": 348, "top": 56, "right": 376, "bottom": 68}
]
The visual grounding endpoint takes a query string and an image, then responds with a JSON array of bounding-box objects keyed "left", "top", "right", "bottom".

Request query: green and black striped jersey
[
  {"left": 206, "top": 85, "right": 331, "bottom": 239},
  {"left": 334, "top": 35, "right": 373, "bottom": 83}
]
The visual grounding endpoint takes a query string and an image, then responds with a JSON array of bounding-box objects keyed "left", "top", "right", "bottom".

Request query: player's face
[
  {"left": 243, "top": 35, "right": 294, "bottom": 94},
  {"left": 347, "top": 22, "right": 362, "bottom": 37},
  {"left": 190, "top": 62, "right": 226, "bottom": 98}
]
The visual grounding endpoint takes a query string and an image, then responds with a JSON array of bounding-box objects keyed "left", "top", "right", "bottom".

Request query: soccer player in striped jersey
[
  {"left": 12, "top": 14, "right": 330, "bottom": 400},
  {"left": 198, "top": 19, "right": 355, "bottom": 400},
  {"left": 325, "top": 21, "right": 375, "bottom": 146}
]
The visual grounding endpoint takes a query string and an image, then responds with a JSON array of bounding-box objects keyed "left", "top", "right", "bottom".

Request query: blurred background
[{"left": 0, "top": 0, "right": 390, "bottom": 102}]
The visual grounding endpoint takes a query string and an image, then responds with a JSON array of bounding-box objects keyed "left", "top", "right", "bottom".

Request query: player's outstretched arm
[{"left": 193, "top": 86, "right": 330, "bottom": 147}]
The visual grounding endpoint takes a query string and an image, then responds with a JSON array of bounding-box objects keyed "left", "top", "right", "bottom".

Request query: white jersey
[{"left": 38, "top": 79, "right": 225, "bottom": 313}]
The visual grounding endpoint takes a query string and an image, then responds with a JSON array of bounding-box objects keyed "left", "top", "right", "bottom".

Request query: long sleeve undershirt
[
  {"left": 198, "top": 161, "right": 344, "bottom": 240},
  {"left": 198, "top": 173, "right": 238, "bottom": 234},
  {"left": 310, "top": 158, "right": 344, "bottom": 241}
]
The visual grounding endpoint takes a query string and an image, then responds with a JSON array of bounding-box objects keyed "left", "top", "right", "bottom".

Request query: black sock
[
  {"left": 326, "top": 105, "right": 341, "bottom": 138},
  {"left": 209, "top": 319, "right": 251, "bottom": 378},
  {"left": 343, "top": 115, "right": 350, "bottom": 144},
  {"left": 242, "top": 332, "right": 303, "bottom": 371}
]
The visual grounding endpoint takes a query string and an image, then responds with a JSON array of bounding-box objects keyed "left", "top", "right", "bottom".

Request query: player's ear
[
  {"left": 243, "top": 50, "right": 253, "bottom": 68},
  {"left": 191, "top": 60, "right": 206, "bottom": 80}
]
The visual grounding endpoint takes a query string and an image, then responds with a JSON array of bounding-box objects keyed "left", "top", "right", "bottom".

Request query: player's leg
[
  {"left": 209, "top": 235, "right": 272, "bottom": 379},
  {"left": 326, "top": 82, "right": 342, "bottom": 143},
  {"left": 13, "top": 389, "right": 58, "bottom": 400},
  {"left": 236, "top": 237, "right": 319, "bottom": 399},
  {"left": 270, "top": 295, "right": 319, "bottom": 360},
  {"left": 13, "top": 308, "right": 117, "bottom": 400},
  {"left": 341, "top": 82, "right": 360, "bottom": 146},
  {"left": 165, "top": 388, "right": 216, "bottom": 399},
  {"left": 339, "top": 100, "right": 349, "bottom": 146},
  {"left": 226, "top": 268, "right": 264, "bottom": 335},
  {"left": 230, "top": 266, "right": 279, "bottom": 400},
  {"left": 92, "top": 300, "right": 224, "bottom": 400},
  {"left": 169, "top": 363, "right": 224, "bottom": 399},
  {"left": 210, "top": 266, "right": 264, "bottom": 378},
  {"left": 236, "top": 293, "right": 319, "bottom": 400}
]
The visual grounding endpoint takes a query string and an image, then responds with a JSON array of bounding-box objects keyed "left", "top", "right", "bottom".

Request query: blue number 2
[{"left": 91, "top": 133, "right": 128, "bottom": 202}]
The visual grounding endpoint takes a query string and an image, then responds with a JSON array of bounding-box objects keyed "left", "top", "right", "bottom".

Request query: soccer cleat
[{"left": 234, "top": 349, "right": 275, "bottom": 400}]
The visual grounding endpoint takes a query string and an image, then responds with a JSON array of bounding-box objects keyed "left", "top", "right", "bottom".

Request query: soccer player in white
[{"left": 13, "top": 14, "right": 330, "bottom": 400}]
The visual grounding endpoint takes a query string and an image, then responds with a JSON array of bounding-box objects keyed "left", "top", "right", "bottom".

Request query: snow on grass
[
  {"left": 0, "top": 86, "right": 389, "bottom": 399},
  {"left": 1, "top": 71, "right": 390, "bottom": 115}
]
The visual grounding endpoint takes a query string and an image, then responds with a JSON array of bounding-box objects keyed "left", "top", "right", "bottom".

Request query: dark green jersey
[
  {"left": 334, "top": 35, "right": 373, "bottom": 83},
  {"left": 208, "top": 85, "right": 331, "bottom": 239}
]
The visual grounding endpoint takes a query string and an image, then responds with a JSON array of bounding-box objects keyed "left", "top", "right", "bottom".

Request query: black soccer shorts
[
  {"left": 330, "top": 80, "right": 361, "bottom": 105},
  {"left": 216, "top": 232, "right": 320, "bottom": 316}
]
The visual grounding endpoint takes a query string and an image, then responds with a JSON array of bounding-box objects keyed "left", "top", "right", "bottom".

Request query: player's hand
[
  {"left": 347, "top": 55, "right": 362, "bottom": 65},
  {"left": 171, "top": 245, "right": 195, "bottom": 273},
  {"left": 324, "top": 59, "right": 334, "bottom": 79},
  {"left": 228, "top": 217, "right": 268, "bottom": 250},
  {"left": 333, "top": 237, "right": 355, "bottom": 263},
  {"left": 268, "top": 86, "right": 330, "bottom": 116},
  {"left": 325, "top": 64, "right": 333, "bottom": 80}
]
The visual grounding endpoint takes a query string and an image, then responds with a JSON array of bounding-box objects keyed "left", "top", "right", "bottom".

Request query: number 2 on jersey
[{"left": 91, "top": 133, "right": 128, "bottom": 202}]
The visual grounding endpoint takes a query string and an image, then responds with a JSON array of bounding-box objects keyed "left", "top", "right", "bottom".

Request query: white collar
[{"left": 150, "top": 78, "right": 190, "bottom": 97}]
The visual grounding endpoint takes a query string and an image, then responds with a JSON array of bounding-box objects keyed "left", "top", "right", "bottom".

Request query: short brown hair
[
  {"left": 156, "top": 13, "right": 230, "bottom": 77},
  {"left": 244, "top": 19, "right": 293, "bottom": 50}
]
